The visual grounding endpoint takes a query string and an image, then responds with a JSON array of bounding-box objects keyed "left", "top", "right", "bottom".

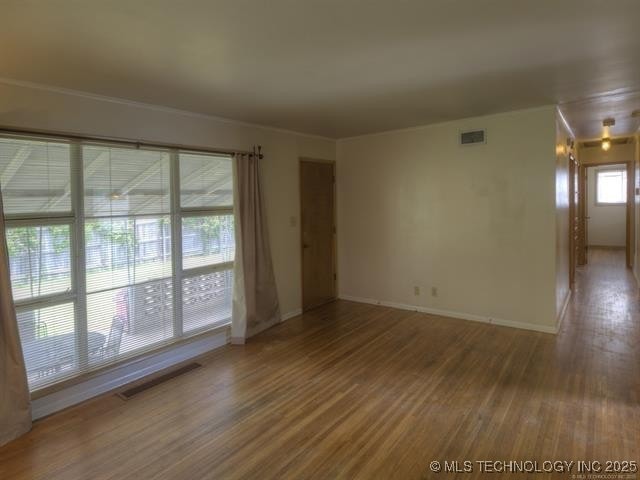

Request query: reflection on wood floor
[{"left": 0, "top": 248, "right": 638, "bottom": 479}]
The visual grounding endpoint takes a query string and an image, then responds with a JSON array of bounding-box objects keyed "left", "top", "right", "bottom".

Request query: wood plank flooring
[{"left": 0, "top": 248, "right": 638, "bottom": 479}]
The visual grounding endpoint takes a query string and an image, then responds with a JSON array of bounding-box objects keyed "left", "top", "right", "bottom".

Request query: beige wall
[
  {"left": 337, "top": 106, "right": 559, "bottom": 332},
  {"left": 0, "top": 81, "right": 336, "bottom": 318},
  {"left": 586, "top": 166, "right": 626, "bottom": 247},
  {"left": 555, "top": 112, "right": 572, "bottom": 323},
  {"left": 0, "top": 81, "right": 579, "bottom": 333}
]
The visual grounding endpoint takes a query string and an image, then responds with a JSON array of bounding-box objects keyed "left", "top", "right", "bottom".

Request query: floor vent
[{"left": 117, "top": 362, "right": 202, "bottom": 400}]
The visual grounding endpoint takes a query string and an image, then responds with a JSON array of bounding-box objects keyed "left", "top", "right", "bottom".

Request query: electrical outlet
[
  {"left": 431, "top": 286, "right": 438, "bottom": 297},
  {"left": 414, "top": 286, "right": 420, "bottom": 296}
]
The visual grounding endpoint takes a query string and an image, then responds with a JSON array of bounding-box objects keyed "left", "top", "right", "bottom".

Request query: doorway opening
[
  {"left": 585, "top": 163, "right": 631, "bottom": 266},
  {"left": 582, "top": 162, "right": 633, "bottom": 267}
]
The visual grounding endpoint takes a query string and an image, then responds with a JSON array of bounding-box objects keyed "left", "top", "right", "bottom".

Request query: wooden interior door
[
  {"left": 626, "top": 161, "right": 635, "bottom": 268},
  {"left": 577, "top": 164, "right": 587, "bottom": 265},
  {"left": 569, "top": 154, "right": 579, "bottom": 285},
  {"left": 300, "top": 159, "right": 336, "bottom": 311}
]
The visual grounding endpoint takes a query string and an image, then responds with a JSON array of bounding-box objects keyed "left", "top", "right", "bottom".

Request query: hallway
[
  {"left": 561, "top": 247, "right": 639, "bottom": 384},
  {"left": 552, "top": 246, "right": 640, "bottom": 464}
]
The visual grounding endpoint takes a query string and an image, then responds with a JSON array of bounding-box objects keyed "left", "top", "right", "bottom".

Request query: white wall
[
  {"left": 0, "top": 80, "right": 336, "bottom": 318},
  {"left": 587, "top": 166, "right": 626, "bottom": 247},
  {"left": 337, "top": 106, "right": 559, "bottom": 332}
]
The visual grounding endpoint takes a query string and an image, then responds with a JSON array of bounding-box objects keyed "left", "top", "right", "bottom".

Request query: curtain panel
[
  {"left": 231, "top": 153, "right": 280, "bottom": 341},
  {"left": 0, "top": 194, "right": 32, "bottom": 446}
]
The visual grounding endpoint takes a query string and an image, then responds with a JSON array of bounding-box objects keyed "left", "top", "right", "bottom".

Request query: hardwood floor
[{"left": 1, "top": 248, "right": 638, "bottom": 479}]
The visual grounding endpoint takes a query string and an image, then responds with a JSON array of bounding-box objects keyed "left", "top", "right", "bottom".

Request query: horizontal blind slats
[
  {"left": 1, "top": 134, "right": 236, "bottom": 392},
  {"left": 179, "top": 153, "right": 233, "bottom": 208},
  {"left": 83, "top": 146, "right": 171, "bottom": 217},
  {"left": 0, "top": 138, "right": 71, "bottom": 215}
]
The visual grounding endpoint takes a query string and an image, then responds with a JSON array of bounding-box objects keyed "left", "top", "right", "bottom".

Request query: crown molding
[
  {"left": 0, "top": 77, "right": 335, "bottom": 142},
  {"left": 556, "top": 106, "right": 576, "bottom": 140}
]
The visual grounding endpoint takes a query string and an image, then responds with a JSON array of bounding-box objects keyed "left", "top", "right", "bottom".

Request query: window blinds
[
  {"left": 0, "top": 137, "right": 71, "bottom": 215},
  {"left": 179, "top": 152, "right": 234, "bottom": 334},
  {"left": 0, "top": 133, "right": 235, "bottom": 391}
]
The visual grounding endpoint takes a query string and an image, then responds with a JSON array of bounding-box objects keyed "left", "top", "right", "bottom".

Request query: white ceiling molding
[{"left": 0, "top": 77, "right": 334, "bottom": 142}]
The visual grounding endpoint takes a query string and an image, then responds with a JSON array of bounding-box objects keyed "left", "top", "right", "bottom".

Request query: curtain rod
[{"left": 0, "top": 125, "right": 263, "bottom": 158}]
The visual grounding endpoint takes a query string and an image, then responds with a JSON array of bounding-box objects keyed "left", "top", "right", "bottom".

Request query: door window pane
[{"left": 7, "top": 225, "right": 72, "bottom": 301}]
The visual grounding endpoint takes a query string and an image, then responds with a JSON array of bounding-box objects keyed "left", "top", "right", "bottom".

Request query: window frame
[
  {"left": 177, "top": 151, "right": 235, "bottom": 337},
  {"left": 5, "top": 216, "right": 77, "bottom": 308},
  {"left": 595, "top": 167, "right": 627, "bottom": 206},
  {"left": 0, "top": 132, "right": 236, "bottom": 394}
]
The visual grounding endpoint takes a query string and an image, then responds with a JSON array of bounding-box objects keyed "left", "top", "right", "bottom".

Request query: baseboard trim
[
  {"left": 281, "top": 308, "right": 302, "bottom": 322},
  {"left": 338, "top": 295, "right": 557, "bottom": 334},
  {"left": 31, "top": 330, "right": 228, "bottom": 420}
]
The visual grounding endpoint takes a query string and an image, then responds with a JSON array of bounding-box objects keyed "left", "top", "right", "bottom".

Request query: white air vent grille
[{"left": 460, "top": 129, "right": 486, "bottom": 145}]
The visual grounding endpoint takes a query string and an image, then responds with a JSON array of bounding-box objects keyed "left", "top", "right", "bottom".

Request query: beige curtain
[
  {"left": 0, "top": 195, "right": 31, "bottom": 446},
  {"left": 231, "top": 152, "right": 280, "bottom": 342}
]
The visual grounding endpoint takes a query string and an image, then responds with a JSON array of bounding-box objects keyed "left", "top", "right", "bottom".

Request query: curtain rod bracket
[
  {"left": 253, "top": 145, "right": 263, "bottom": 159},
  {"left": 245, "top": 145, "right": 263, "bottom": 159}
]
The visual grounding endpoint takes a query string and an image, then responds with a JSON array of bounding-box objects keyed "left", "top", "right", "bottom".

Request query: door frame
[
  {"left": 580, "top": 160, "right": 634, "bottom": 268},
  {"left": 299, "top": 157, "right": 337, "bottom": 312}
]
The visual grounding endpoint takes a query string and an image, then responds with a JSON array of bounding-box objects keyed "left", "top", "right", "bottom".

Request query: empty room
[{"left": 0, "top": 1, "right": 639, "bottom": 479}]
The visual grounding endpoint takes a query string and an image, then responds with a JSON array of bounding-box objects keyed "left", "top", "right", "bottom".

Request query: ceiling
[
  {"left": 559, "top": 92, "right": 640, "bottom": 141},
  {"left": 1, "top": 0, "right": 640, "bottom": 139}
]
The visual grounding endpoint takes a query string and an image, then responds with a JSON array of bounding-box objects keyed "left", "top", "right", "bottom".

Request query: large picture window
[{"left": 0, "top": 134, "right": 235, "bottom": 391}]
